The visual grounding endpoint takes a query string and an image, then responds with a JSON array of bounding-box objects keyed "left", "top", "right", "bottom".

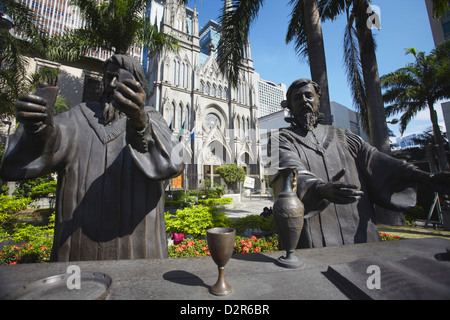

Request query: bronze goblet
[{"left": 206, "top": 227, "right": 236, "bottom": 296}]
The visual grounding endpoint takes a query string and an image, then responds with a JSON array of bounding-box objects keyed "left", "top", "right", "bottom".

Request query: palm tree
[
  {"left": 47, "top": 0, "right": 180, "bottom": 61},
  {"left": 319, "top": 0, "right": 391, "bottom": 154},
  {"left": 217, "top": 0, "right": 332, "bottom": 124},
  {"left": 286, "top": 0, "right": 332, "bottom": 124},
  {"left": 381, "top": 40, "right": 450, "bottom": 171},
  {"left": 0, "top": 0, "right": 48, "bottom": 115},
  {"left": 318, "top": 0, "right": 450, "bottom": 154}
]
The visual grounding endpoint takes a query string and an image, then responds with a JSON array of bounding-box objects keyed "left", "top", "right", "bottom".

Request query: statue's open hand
[
  {"left": 317, "top": 182, "right": 364, "bottom": 204},
  {"left": 112, "top": 78, "right": 146, "bottom": 130},
  {"left": 15, "top": 94, "right": 51, "bottom": 131}
]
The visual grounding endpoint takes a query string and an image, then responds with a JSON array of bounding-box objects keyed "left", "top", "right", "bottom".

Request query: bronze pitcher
[{"left": 273, "top": 168, "right": 304, "bottom": 269}]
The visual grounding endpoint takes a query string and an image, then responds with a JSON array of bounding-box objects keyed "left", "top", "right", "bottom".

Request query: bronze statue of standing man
[
  {"left": 270, "top": 78, "right": 450, "bottom": 248},
  {"left": 1, "top": 55, "right": 184, "bottom": 261}
]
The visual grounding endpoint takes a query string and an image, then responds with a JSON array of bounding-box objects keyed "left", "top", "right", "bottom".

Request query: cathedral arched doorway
[{"left": 201, "top": 140, "right": 232, "bottom": 188}]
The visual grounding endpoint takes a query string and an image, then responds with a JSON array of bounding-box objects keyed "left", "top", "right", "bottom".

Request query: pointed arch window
[
  {"left": 187, "top": 65, "right": 190, "bottom": 88},
  {"left": 238, "top": 84, "right": 242, "bottom": 103},
  {"left": 176, "top": 103, "right": 182, "bottom": 129},
  {"left": 172, "top": 60, "right": 177, "bottom": 85},
  {"left": 170, "top": 102, "right": 175, "bottom": 129},
  {"left": 236, "top": 116, "right": 241, "bottom": 138},
  {"left": 176, "top": 61, "right": 180, "bottom": 86},
  {"left": 182, "top": 63, "right": 186, "bottom": 87}
]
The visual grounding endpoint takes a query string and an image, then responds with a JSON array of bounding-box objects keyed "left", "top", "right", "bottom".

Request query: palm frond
[
  {"left": 398, "top": 105, "right": 424, "bottom": 135},
  {"left": 343, "top": 15, "right": 368, "bottom": 131},
  {"left": 0, "top": 0, "right": 49, "bottom": 115},
  {"left": 285, "top": 0, "right": 308, "bottom": 61},
  {"left": 138, "top": 20, "right": 180, "bottom": 53},
  {"left": 380, "top": 70, "right": 420, "bottom": 91},
  {"left": 217, "top": 0, "right": 265, "bottom": 87},
  {"left": 318, "top": 0, "right": 349, "bottom": 22},
  {"left": 49, "top": 0, "right": 178, "bottom": 58}
]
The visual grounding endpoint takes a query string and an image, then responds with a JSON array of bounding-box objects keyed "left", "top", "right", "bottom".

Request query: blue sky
[{"left": 186, "top": 0, "right": 447, "bottom": 139}]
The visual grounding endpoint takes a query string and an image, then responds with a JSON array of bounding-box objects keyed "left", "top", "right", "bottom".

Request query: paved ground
[{"left": 224, "top": 194, "right": 275, "bottom": 219}]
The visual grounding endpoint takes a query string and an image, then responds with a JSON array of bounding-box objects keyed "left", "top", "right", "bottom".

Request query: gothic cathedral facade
[{"left": 145, "top": 0, "right": 264, "bottom": 191}]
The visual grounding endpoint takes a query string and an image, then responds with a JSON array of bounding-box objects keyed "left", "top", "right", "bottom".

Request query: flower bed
[
  {"left": 168, "top": 235, "right": 279, "bottom": 258},
  {"left": 234, "top": 235, "right": 278, "bottom": 254},
  {"left": 168, "top": 239, "right": 211, "bottom": 258},
  {"left": 0, "top": 242, "right": 51, "bottom": 265},
  {"left": 379, "top": 232, "right": 400, "bottom": 241}
]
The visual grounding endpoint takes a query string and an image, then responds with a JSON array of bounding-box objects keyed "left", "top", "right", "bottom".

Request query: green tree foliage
[
  {"left": 0, "top": 0, "right": 49, "bottom": 115},
  {"left": 381, "top": 40, "right": 450, "bottom": 170},
  {"left": 164, "top": 205, "right": 231, "bottom": 237},
  {"left": 0, "top": 195, "right": 31, "bottom": 228},
  {"left": 215, "top": 164, "right": 246, "bottom": 190},
  {"left": 12, "top": 174, "right": 55, "bottom": 199},
  {"left": 47, "top": 0, "right": 180, "bottom": 60}
]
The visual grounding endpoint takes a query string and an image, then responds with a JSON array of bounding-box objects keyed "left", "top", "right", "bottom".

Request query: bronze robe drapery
[
  {"left": 0, "top": 103, "right": 184, "bottom": 261},
  {"left": 269, "top": 125, "right": 417, "bottom": 248}
]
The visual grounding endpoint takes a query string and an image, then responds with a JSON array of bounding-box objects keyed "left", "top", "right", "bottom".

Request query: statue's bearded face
[{"left": 288, "top": 84, "right": 320, "bottom": 131}]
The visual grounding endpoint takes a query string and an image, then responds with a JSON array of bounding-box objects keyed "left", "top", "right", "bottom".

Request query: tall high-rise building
[
  {"left": 425, "top": 0, "right": 450, "bottom": 144},
  {"left": 255, "top": 73, "right": 287, "bottom": 118},
  {"left": 442, "top": 101, "right": 450, "bottom": 143},
  {"left": 425, "top": 0, "right": 450, "bottom": 45}
]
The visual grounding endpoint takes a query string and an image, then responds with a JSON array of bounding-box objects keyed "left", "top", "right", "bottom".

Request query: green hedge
[
  {"left": 164, "top": 205, "right": 231, "bottom": 237},
  {"left": 165, "top": 197, "right": 233, "bottom": 208},
  {"left": 198, "top": 198, "right": 233, "bottom": 206},
  {"left": 230, "top": 214, "right": 277, "bottom": 235}
]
